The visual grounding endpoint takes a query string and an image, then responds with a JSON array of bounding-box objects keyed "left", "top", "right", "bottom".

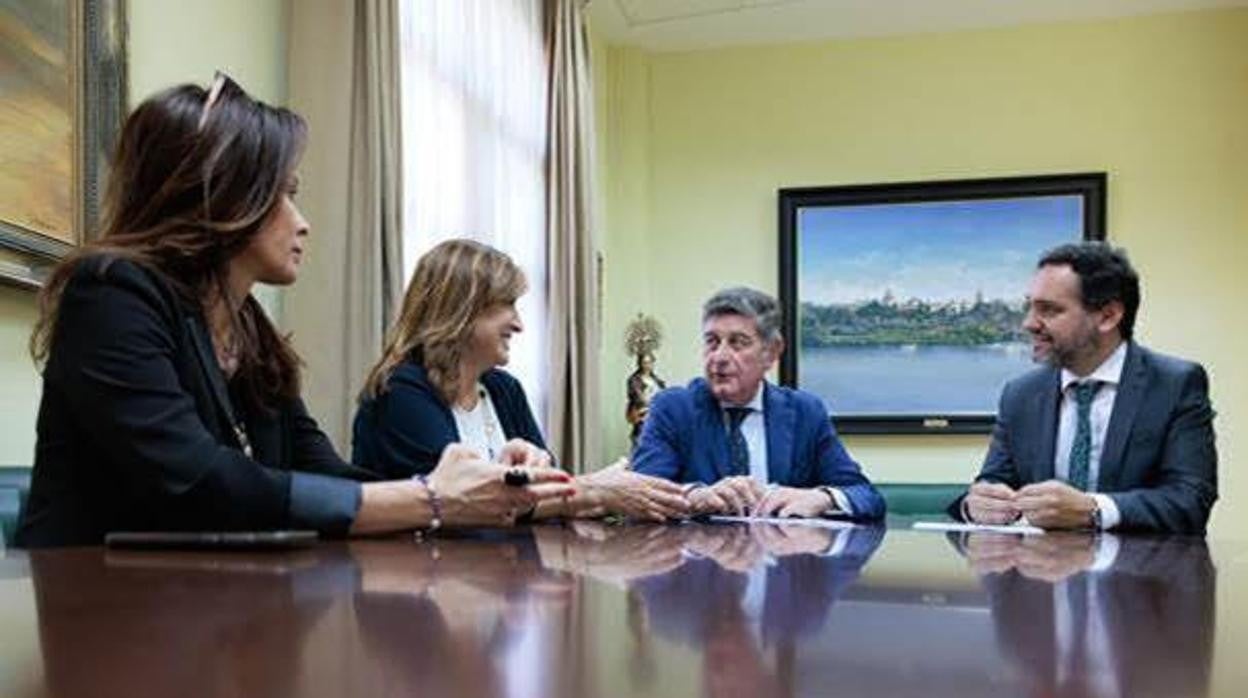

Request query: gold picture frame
[{"left": 0, "top": 0, "right": 127, "bottom": 289}]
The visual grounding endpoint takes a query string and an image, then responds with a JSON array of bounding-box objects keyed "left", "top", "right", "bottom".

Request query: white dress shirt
[
  {"left": 720, "top": 381, "right": 851, "bottom": 514},
  {"left": 1054, "top": 341, "right": 1128, "bottom": 530}
]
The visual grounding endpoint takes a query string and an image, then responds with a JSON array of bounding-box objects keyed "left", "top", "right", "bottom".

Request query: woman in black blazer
[
  {"left": 16, "top": 74, "right": 573, "bottom": 547},
  {"left": 353, "top": 239, "right": 689, "bottom": 522}
]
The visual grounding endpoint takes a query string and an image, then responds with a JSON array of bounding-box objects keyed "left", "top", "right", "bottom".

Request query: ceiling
[{"left": 588, "top": 0, "right": 1248, "bottom": 51}]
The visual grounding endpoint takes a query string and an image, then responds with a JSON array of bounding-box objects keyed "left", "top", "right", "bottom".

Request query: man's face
[
  {"left": 1022, "top": 264, "right": 1109, "bottom": 371},
  {"left": 702, "top": 313, "right": 781, "bottom": 405}
]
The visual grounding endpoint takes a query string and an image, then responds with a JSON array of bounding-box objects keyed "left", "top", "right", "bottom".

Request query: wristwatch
[
  {"left": 1089, "top": 503, "right": 1103, "bottom": 530},
  {"left": 817, "top": 486, "right": 841, "bottom": 514}
]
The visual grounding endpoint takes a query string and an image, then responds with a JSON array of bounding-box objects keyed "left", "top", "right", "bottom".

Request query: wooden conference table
[{"left": 0, "top": 521, "right": 1231, "bottom": 697}]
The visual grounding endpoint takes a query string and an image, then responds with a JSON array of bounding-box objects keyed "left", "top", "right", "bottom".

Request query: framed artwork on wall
[
  {"left": 779, "top": 173, "right": 1106, "bottom": 434},
  {"left": 0, "top": 0, "right": 127, "bottom": 289}
]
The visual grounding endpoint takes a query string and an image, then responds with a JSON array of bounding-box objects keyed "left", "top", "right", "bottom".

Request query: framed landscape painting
[
  {"left": 779, "top": 173, "right": 1106, "bottom": 434},
  {"left": 0, "top": 0, "right": 126, "bottom": 288}
]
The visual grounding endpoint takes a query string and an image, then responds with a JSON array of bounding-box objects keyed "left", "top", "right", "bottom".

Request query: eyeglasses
[{"left": 197, "top": 70, "right": 237, "bottom": 131}]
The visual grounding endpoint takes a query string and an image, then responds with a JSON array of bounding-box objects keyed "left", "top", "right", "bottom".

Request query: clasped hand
[
  {"left": 574, "top": 460, "right": 690, "bottom": 521},
  {"left": 966, "top": 479, "right": 1097, "bottom": 529},
  {"left": 688, "top": 477, "right": 833, "bottom": 518},
  {"left": 428, "top": 440, "right": 574, "bottom": 526}
]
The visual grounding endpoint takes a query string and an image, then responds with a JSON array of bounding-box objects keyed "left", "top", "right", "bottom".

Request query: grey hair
[{"left": 701, "top": 286, "right": 782, "bottom": 342}]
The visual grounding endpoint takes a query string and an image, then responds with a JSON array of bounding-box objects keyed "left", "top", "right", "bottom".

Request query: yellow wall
[
  {"left": 594, "top": 8, "right": 1248, "bottom": 533},
  {"left": 128, "top": 0, "right": 289, "bottom": 105},
  {"left": 0, "top": 0, "right": 290, "bottom": 466},
  {"left": 0, "top": 288, "right": 40, "bottom": 465}
]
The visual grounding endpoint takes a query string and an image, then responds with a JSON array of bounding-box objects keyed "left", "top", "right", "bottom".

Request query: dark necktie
[
  {"left": 1067, "top": 381, "right": 1103, "bottom": 491},
  {"left": 724, "top": 407, "right": 751, "bottom": 477}
]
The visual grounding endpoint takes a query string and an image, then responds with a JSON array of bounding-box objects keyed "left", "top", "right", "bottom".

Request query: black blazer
[
  {"left": 16, "top": 256, "right": 378, "bottom": 547},
  {"left": 351, "top": 360, "right": 547, "bottom": 478},
  {"left": 950, "top": 342, "right": 1218, "bottom": 534}
]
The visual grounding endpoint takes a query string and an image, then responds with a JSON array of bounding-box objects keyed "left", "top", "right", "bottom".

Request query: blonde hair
[{"left": 361, "top": 239, "right": 527, "bottom": 403}]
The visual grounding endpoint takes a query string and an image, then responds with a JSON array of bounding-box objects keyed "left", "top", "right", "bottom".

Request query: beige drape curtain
[
  {"left": 544, "top": 0, "right": 601, "bottom": 472},
  {"left": 286, "top": 0, "right": 404, "bottom": 450},
  {"left": 344, "top": 0, "right": 405, "bottom": 425}
]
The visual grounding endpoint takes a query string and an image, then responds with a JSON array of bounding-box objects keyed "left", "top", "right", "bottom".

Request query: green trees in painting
[{"left": 800, "top": 294, "right": 1026, "bottom": 347}]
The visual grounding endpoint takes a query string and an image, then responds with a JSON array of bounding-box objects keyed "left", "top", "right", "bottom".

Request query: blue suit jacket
[
  {"left": 950, "top": 342, "right": 1218, "bottom": 534},
  {"left": 352, "top": 360, "right": 546, "bottom": 478},
  {"left": 631, "top": 378, "right": 885, "bottom": 520}
]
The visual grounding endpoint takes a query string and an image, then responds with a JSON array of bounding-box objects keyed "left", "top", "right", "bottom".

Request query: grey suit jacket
[{"left": 950, "top": 342, "right": 1217, "bottom": 534}]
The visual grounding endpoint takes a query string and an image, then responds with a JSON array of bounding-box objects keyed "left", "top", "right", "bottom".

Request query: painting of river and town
[{"left": 796, "top": 194, "right": 1085, "bottom": 416}]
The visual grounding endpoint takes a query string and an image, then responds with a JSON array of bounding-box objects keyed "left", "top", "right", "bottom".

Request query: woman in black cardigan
[
  {"left": 16, "top": 74, "right": 573, "bottom": 547},
  {"left": 353, "top": 239, "right": 689, "bottom": 521}
]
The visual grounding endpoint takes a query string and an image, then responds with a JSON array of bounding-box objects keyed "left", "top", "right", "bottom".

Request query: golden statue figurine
[{"left": 624, "top": 314, "right": 667, "bottom": 446}]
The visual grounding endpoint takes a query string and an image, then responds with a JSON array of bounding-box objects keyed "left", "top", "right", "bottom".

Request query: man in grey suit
[{"left": 951, "top": 242, "right": 1217, "bottom": 533}]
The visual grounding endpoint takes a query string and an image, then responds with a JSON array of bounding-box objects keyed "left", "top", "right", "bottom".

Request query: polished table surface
[{"left": 0, "top": 521, "right": 1241, "bottom": 698}]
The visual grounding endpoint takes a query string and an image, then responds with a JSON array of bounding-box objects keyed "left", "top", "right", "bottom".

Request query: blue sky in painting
[{"left": 798, "top": 195, "right": 1082, "bottom": 304}]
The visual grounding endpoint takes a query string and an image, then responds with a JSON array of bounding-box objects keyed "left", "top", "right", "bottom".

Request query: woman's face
[
  {"left": 235, "top": 177, "right": 308, "bottom": 287},
  {"left": 465, "top": 301, "right": 523, "bottom": 369}
]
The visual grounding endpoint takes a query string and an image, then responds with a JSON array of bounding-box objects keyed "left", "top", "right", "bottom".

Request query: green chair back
[
  {"left": 0, "top": 467, "right": 33, "bottom": 547},
  {"left": 878, "top": 482, "right": 963, "bottom": 525}
]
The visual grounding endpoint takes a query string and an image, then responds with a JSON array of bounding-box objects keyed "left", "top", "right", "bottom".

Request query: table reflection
[
  {"left": 537, "top": 521, "right": 883, "bottom": 698},
  {"left": 348, "top": 533, "right": 579, "bottom": 698},
  {"left": 13, "top": 524, "right": 1220, "bottom": 698},
  {"left": 27, "top": 534, "right": 582, "bottom": 698},
  {"left": 30, "top": 546, "right": 354, "bottom": 698},
  {"left": 952, "top": 532, "right": 1215, "bottom": 698}
]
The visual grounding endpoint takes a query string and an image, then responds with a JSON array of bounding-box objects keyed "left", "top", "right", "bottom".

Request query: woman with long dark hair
[{"left": 16, "top": 74, "right": 573, "bottom": 547}]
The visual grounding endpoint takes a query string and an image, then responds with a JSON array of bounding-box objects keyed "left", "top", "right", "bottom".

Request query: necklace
[
  {"left": 215, "top": 338, "right": 240, "bottom": 378},
  {"left": 478, "top": 386, "right": 501, "bottom": 461},
  {"left": 454, "top": 384, "right": 502, "bottom": 461}
]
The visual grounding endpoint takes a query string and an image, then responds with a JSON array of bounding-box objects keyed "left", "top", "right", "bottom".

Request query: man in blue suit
[
  {"left": 951, "top": 243, "right": 1217, "bottom": 534},
  {"left": 632, "top": 287, "right": 885, "bottom": 520}
]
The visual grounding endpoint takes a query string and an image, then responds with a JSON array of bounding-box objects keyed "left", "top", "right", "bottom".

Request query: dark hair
[
  {"left": 1038, "top": 241, "right": 1140, "bottom": 340},
  {"left": 32, "top": 75, "right": 308, "bottom": 411},
  {"left": 702, "top": 287, "right": 782, "bottom": 342}
]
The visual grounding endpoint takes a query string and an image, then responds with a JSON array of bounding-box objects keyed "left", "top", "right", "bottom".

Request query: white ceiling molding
[
  {"left": 614, "top": 0, "right": 805, "bottom": 27},
  {"left": 589, "top": 0, "right": 1248, "bottom": 51}
]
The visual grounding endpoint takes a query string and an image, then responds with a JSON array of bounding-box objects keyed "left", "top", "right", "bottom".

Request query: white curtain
[{"left": 399, "top": 0, "right": 550, "bottom": 426}]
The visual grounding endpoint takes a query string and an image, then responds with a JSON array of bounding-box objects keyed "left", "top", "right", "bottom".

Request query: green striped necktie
[{"left": 1067, "top": 381, "right": 1103, "bottom": 491}]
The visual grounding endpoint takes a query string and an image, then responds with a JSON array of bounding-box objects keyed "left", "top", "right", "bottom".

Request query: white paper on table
[
  {"left": 911, "top": 520, "right": 1046, "bottom": 536},
  {"left": 707, "top": 515, "right": 858, "bottom": 530}
]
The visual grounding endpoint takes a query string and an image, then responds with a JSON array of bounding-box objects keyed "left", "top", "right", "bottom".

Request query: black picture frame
[{"left": 779, "top": 172, "right": 1106, "bottom": 435}]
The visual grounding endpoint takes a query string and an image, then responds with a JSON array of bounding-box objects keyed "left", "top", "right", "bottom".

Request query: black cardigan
[
  {"left": 16, "top": 256, "right": 378, "bottom": 547},
  {"left": 351, "top": 360, "right": 548, "bottom": 478}
]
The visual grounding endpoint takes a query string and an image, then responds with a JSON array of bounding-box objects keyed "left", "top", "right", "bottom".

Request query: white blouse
[{"left": 450, "top": 385, "right": 506, "bottom": 461}]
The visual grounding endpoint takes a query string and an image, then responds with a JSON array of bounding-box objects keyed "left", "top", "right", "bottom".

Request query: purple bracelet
[{"left": 415, "top": 475, "right": 443, "bottom": 532}]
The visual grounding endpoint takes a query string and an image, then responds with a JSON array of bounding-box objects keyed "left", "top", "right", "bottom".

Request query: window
[{"left": 400, "top": 0, "right": 549, "bottom": 423}]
